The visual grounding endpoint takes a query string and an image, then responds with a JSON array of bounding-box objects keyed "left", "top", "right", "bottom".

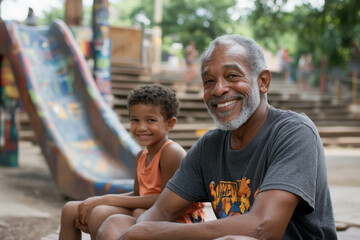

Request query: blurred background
[
  {"left": 1, "top": 1, "right": 360, "bottom": 239},
  {"left": 1, "top": 0, "right": 359, "bottom": 101}
]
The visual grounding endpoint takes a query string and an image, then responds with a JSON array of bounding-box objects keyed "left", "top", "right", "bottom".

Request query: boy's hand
[
  {"left": 74, "top": 211, "right": 90, "bottom": 233},
  {"left": 77, "top": 196, "right": 103, "bottom": 224}
]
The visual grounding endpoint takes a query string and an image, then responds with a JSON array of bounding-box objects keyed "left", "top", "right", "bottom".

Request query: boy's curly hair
[{"left": 127, "top": 84, "right": 180, "bottom": 120}]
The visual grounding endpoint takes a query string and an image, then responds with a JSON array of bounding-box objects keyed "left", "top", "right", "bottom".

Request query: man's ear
[
  {"left": 166, "top": 117, "right": 177, "bottom": 131},
  {"left": 258, "top": 70, "right": 271, "bottom": 94}
]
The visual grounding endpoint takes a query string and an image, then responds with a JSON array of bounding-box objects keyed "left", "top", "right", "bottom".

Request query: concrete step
[
  {"left": 322, "top": 137, "right": 360, "bottom": 148},
  {"left": 16, "top": 70, "right": 360, "bottom": 150}
]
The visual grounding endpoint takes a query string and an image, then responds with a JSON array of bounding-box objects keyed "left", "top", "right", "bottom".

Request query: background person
[
  {"left": 25, "top": 7, "right": 37, "bottom": 26},
  {"left": 184, "top": 40, "right": 199, "bottom": 85},
  {"left": 297, "top": 53, "right": 313, "bottom": 90},
  {"left": 281, "top": 48, "right": 291, "bottom": 82}
]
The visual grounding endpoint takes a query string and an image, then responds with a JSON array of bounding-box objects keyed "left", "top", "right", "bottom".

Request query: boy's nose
[{"left": 137, "top": 122, "right": 147, "bottom": 131}]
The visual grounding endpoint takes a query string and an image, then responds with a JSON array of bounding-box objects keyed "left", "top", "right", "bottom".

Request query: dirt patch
[
  {"left": 0, "top": 217, "right": 60, "bottom": 240},
  {"left": 0, "top": 142, "right": 67, "bottom": 240},
  {"left": 1, "top": 142, "right": 360, "bottom": 239}
]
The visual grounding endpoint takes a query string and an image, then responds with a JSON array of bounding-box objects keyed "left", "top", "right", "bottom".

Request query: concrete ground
[{"left": 0, "top": 141, "right": 360, "bottom": 239}]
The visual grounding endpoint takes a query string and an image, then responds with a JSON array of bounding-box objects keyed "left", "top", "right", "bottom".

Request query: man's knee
[{"left": 97, "top": 215, "right": 120, "bottom": 240}]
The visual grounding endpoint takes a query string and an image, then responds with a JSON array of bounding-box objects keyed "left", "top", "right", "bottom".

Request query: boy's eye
[
  {"left": 147, "top": 119, "right": 156, "bottom": 122},
  {"left": 130, "top": 119, "right": 139, "bottom": 122}
]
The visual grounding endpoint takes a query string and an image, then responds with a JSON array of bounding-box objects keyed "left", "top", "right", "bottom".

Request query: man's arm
[
  {"left": 136, "top": 187, "right": 192, "bottom": 223},
  {"left": 121, "top": 189, "right": 299, "bottom": 240}
]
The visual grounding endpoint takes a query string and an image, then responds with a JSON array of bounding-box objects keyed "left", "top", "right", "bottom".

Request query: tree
[
  {"left": 40, "top": 5, "right": 65, "bottom": 25},
  {"left": 121, "top": 0, "right": 241, "bottom": 58},
  {"left": 161, "top": 0, "right": 240, "bottom": 53},
  {"left": 248, "top": 0, "right": 360, "bottom": 69}
]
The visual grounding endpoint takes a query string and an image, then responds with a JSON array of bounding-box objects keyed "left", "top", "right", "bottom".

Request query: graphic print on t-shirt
[{"left": 209, "top": 177, "right": 259, "bottom": 218}]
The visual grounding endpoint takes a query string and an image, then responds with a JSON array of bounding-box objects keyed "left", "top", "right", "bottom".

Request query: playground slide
[{"left": 0, "top": 19, "right": 141, "bottom": 200}]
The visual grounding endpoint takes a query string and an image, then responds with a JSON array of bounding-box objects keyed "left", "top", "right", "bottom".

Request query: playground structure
[
  {"left": 0, "top": 19, "right": 141, "bottom": 200},
  {"left": 0, "top": 0, "right": 150, "bottom": 200}
]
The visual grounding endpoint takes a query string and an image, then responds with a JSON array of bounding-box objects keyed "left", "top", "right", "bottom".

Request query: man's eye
[
  {"left": 203, "top": 79, "right": 214, "bottom": 87},
  {"left": 228, "top": 74, "right": 238, "bottom": 78}
]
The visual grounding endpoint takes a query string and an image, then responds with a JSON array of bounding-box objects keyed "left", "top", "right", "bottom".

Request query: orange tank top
[
  {"left": 136, "top": 140, "right": 206, "bottom": 223},
  {"left": 137, "top": 141, "right": 172, "bottom": 196}
]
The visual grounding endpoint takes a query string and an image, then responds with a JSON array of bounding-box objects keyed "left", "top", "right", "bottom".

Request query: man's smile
[{"left": 216, "top": 99, "right": 237, "bottom": 109}]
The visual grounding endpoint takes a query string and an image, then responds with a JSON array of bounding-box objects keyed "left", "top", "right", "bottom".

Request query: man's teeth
[{"left": 217, "top": 100, "right": 236, "bottom": 108}]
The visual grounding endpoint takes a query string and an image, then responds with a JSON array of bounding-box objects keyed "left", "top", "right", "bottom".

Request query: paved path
[{"left": 0, "top": 142, "right": 360, "bottom": 239}]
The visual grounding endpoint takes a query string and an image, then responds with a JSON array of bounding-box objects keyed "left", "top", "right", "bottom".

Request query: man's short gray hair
[{"left": 200, "top": 34, "right": 268, "bottom": 80}]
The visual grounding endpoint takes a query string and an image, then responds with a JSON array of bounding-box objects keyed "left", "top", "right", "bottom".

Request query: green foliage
[
  {"left": 38, "top": 6, "right": 65, "bottom": 25},
  {"left": 249, "top": 0, "right": 360, "bottom": 69},
  {"left": 161, "top": 0, "right": 239, "bottom": 53},
  {"left": 110, "top": 0, "right": 149, "bottom": 26},
  {"left": 34, "top": 0, "right": 360, "bottom": 72},
  {"left": 38, "top": 4, "right": 92, "bottom": 27},
  {"left": 119, "top": 0, "right": 242, "bottom": 56}
]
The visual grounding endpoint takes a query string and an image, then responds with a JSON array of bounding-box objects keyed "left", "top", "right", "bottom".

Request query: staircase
[
  {"left": 267, "top": 80, "right": 360, "bottom": 148},
  {"left": 18, "top": 65, "right": 360, "bottom": 150},
  {"left": 110, "top": 66, "right": 360, "bottom": 150}
]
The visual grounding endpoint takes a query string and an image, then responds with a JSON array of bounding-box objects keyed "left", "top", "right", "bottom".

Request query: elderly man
[{"left": 97, "top": 34, "right": 337, "bottom": 240}]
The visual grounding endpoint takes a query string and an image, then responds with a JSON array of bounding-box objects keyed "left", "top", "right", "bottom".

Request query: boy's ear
[{"left": 166, "top": 117, "right": 177, "bottom": 131}]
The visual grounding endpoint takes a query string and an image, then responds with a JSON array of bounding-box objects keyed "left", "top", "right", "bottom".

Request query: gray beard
[{"left": 205, "top": 83, "right": 260, "bottom": 131}]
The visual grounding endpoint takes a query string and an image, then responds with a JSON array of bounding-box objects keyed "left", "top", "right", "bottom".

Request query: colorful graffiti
[
  {"left": 71, "top": 26, "right": 92, "bottom": 59},
  {"left": 0, "top": 57, "right": 19, "bottom": 167},
  {"left": 92, "top": 0, "right": 112, "bottom": 105}
]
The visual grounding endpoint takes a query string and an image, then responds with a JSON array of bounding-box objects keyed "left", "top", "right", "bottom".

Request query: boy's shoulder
[{"left": 162, "top": 140, "right": 186, "bottom": 154}]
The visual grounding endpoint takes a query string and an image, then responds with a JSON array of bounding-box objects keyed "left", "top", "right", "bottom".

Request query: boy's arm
[
  {"left": 122, "top": 188, "right": 299, "bottom": 240},
  {"left": 79, "top": 142, "right": 186, "bottom": 224},
  {"left": 159, "top": 142, "right": 186, "bottom": 191},
  {"left": 136, "top": 188, "right": 192, "bottom": 223},
  {"left": 78, "top": 150, "right": 152, "bottom": 224}
]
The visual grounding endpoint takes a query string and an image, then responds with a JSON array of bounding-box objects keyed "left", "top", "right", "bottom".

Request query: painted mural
[
  {"left": 0, "top": 57, "right": 19, "bottom": 167},
  {"left": 92, "top": 0, "right": 112, "bottom": 104}
]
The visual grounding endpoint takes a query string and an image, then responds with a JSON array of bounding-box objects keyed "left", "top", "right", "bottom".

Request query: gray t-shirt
[{"left": 167, "top": 106, "right": 337, "bottom": 239}]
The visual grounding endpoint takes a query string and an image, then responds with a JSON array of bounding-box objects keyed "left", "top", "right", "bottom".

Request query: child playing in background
[{"left": 58, "top": 84, "right": 205, "bottom": 240}]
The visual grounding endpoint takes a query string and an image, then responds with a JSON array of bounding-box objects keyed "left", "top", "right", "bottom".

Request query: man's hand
[
  {"left": 119, "top": 221, "right": 183, "bottom": 240},
  {"left": 213, "top": 236, "right": 258, "bottom": 240}
]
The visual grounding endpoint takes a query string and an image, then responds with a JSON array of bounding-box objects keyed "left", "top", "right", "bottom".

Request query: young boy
[{"left": 59, "top": 84, "right": 205, "bottom": 240}]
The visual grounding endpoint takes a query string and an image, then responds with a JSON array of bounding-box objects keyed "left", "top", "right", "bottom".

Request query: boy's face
[{"left": 129, "top": 104, "right": 173, "bottom": 147}]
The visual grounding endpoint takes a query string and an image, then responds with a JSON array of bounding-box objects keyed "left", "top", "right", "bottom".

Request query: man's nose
[{"left": 211, "top": 78, "right": 229, "bottom": 96}]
